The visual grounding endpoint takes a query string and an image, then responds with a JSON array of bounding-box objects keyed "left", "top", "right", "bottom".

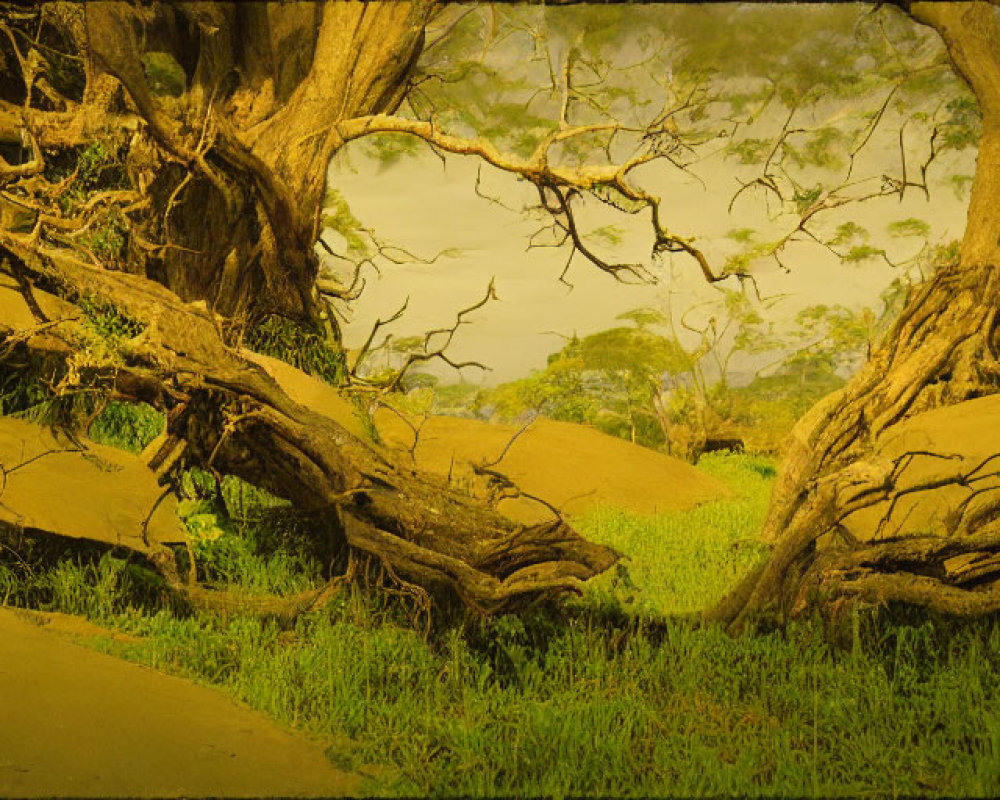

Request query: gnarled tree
[
  {"left": 0, "top": 1, "right": 622, "bottom": 613},
  {"left": 712, "top": 1, "right": 1000, "bottom": 631},
  {"left": 3, "top": 0, "right": 1000, "bottom": 626}
]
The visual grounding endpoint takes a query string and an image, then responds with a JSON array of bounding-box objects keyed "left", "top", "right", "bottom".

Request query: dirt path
[{"left": 0, "top": 608, "right": 364, "bottom": 797}]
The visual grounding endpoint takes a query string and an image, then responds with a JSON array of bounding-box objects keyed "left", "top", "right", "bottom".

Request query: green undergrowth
[
  {"left": 45, "top": 138, "right": 131, "bottom": 266},
  {"left": 173, "top": 467, "right": 329, "bottom": 596},
  {"left": 0, "top": 548, "right": 177, "bottom": 617},
  {"left": 78, "top": 296, "right": 145, "bottom": 341},
  {"left": 575, "top": 451, "right": 774, "bottom": 617},
  {"left": 0, "top": 308, "right": 150, "bottom": 429},
  {"left": 244, "top": 315, "right": 346, "bottom": 385},
  {"left": 88, "top": 400, "right": 164, "bottom": 452},
  {"left": 0, "top": 352, "right": 53, "bottom": 418},
  {"left": 3, "top": 444, "right": 1000, "bottom": 797},
  {"left": 0, "top": 386, "right": 162, "bottom": 452}
]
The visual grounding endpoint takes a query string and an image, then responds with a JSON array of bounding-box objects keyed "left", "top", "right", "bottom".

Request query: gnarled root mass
[
  {"left": 0, "top": 231, "right": 617, "bottom": 615},
  {"left": 709, "top": 257, "right": 1000, "bottom": 633}
]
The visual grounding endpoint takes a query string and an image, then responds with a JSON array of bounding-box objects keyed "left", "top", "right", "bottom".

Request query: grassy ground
[
  {"left": 4, "top": 453, "right": 1000, "bottom": 797},
  {"left": 574, "top": 452, "right": 775, "bottom": 617}
]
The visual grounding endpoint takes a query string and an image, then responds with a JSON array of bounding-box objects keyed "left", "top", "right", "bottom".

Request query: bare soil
[
  {"left": 0, "top": 607, "right": 364, "bottom": 797},
  {"left": 244, "top": 351, "right": 730, "bottom": 525}
]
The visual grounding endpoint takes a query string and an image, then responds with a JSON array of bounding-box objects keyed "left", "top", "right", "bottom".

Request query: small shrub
[
  {"left": 89, "top": 401, "right": 164, "bottom": 453},
  {"left": 0, "top": 353, "right": 52, "bottom": 416},
  {"left": 175, "top": 469, "right": 326, "bottom": 595}
]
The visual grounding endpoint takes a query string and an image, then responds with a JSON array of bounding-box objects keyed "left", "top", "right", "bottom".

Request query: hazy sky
[
  {"left": 322, "top": 9, "right": 976, "bottom": 386},
  {"left": 325, "top": 136, "right": 971, "bottom": 385}
]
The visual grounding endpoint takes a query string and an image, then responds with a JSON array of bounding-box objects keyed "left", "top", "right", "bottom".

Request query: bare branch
[
  {"left": 480, "top": 418, "right": 535, "bottom": 470},
  {"left": 337, "top": 113, "right": 726, "bottom": 283},
  {"left": 382, "top": 279, "right": 499, "bottom": 392},
  {"left": 351, "top": 296, "right": 410, "bottom": 377}
]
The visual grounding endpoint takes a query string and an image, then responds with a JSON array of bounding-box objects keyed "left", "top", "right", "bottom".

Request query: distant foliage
[
  {"left": 321, "top": 188, "right": 371, "bottom": 257},
  {"left": 471, "top": 286, "right": 893, "bottom": 457},
  {"left": 887, "top": 217, "right": 931, "bottom": 239},
  {"left": 477, "top": 323, "right": 691, "bottom": 447}
]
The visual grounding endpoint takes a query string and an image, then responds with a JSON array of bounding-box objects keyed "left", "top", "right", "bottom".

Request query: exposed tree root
[
  {"left": 0, "top": 234, "right": 617, "bottom": 615},
  {"left": 705, "top": 4, "right": 1000, "bottom": 634},
  {"left": 708, "top": 246, "right": 1000, "bottom": 633}
]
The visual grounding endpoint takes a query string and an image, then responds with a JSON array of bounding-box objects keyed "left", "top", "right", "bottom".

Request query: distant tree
[
  {"left": 767, "top": 304, "right": 876, "bottom": 383},
  {"left": 479, "top": 322, "right": 690, "bottom": 446},
  {"left": 634, "top": 288, "right": 780, "bottom": 459},
  {"left": 726, "top": 304, "right": 877, "bottom": 452}
]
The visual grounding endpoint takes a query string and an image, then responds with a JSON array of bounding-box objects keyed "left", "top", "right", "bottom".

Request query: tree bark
[{"left": 81, "top": 0, "right": 434, "bottom": 322}]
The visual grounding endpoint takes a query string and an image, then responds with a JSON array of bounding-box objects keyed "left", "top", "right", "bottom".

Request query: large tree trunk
[
  {"left": 710, "top": 2, "right": 1000, "bottom": 632},
  {"left": 82, "top": 0, "right": 431, "bottom": 322},
  {"left": 0, "top": 229, "right": 617, "bottom": 612}
]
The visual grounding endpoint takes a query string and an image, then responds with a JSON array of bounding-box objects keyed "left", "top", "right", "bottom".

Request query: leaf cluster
[
  {"left": 78, "top": 296, "right": 145, "bottom": 342},
  {"left": 244, "top": 315, "right": 346, "bottom": 387}
]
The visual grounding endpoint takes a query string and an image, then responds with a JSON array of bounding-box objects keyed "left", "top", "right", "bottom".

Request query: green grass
[
  {"left": 178, "top": 470, "right": 328, "bottom": 596},
  {"left": 4, "top": 452, "right": 1000, "bottom": 797},
  {"left": 575, "top": 451, "right": 774, "bottom": 616},
  {"left": 0, "top": 549, "right": 175, "bottom": 617}
]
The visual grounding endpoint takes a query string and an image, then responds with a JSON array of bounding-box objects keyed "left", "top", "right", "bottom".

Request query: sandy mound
[
  {"left": 244, "top": 351, "right": 729, "bottom": 523},
  {"left": 0, "top": 416, "right": 183, "bottom": 550},
  {"left": 0, "top": 278, "right": 181, "bottom": 550},
  {"left": 241, "top": 349, "right": 371, "bottom": 437},
  {"left": 841, "top": 395, "right": 1000, "bottom": 541},
  {"left": 0, "top": 608, "right": 361, "bottom": 797},
  {"left": 375, "top": 413, "right": 728, "bottom": 523},
  {"left": 0, "top": 273, "right": 78, "bottom": 336}
]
